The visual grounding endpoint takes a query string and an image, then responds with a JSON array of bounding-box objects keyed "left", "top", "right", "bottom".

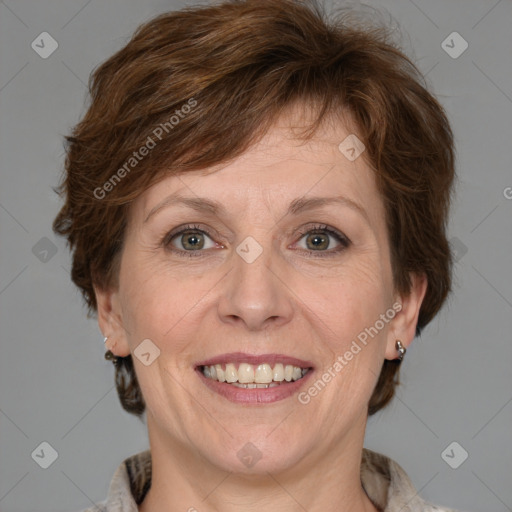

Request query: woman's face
[{"left": 97, "top": 107, "right": 425, "bottom": 475}]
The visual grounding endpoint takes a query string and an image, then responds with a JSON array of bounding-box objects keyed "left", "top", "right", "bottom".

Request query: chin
[{"left": 199, "top": 430, "right": 310, "bottom": 476}]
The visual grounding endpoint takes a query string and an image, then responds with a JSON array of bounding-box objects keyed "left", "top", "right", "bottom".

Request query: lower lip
[{"left": 196, "top": 368, "right": 314, "bottom": 404}]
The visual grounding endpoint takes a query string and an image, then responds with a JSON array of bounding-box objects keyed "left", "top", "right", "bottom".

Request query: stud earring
[
  {"left": 396, "top": 340, "right": 406, "bottom": 361},
  {"left": 103, "top": 336, "right": 119, "bottom": 365}
]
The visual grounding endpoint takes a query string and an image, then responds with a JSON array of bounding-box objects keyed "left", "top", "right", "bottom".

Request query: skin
[{"left": 95, "top": 105, "right": 427, "bottom": 512}]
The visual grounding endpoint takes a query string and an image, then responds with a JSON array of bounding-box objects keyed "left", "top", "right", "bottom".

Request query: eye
[
  {"left": 294, "top": 224, "right": 350, "bottom": 255},
  {"left": 161, "top": 223, "right": 350, "bottom": 259},
  {"left": 163, "top": 224, "right": 219, "bottom": 255}
]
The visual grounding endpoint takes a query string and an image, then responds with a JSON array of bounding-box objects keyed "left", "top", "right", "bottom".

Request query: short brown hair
[{"left": 53, "top": 0, "right": 455, "bottom": 418}]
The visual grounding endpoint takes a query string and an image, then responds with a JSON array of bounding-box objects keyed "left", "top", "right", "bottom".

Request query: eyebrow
[{"left": 144, "top": 193, "right": 369, "bottom": 224}]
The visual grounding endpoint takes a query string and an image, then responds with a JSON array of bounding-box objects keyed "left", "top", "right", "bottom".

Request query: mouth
[{"left": 195, "top": 353, "right": 314, "bottom": 404}]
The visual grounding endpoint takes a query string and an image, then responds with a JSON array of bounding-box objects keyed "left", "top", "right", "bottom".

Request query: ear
[
  {"left": 94, "top": 284, "right": 131, "bottom": 357},
  {"left": 384, "top": 272, "right": 428, "bottom": 360}
]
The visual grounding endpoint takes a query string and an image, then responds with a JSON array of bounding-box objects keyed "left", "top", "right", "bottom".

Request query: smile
[
  {"left": 195, "top": 353, "right": 314, "bottom": 404},
  {"left": 200, "top": 362, "right": 311, "bottom": 388}
]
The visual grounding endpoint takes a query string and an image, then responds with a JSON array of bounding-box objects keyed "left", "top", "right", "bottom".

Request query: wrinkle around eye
[
  {"left": 167, "top": 228, "right": 217, "bottom": 252},
  {"left": 140, "top": 211, "right": 374, "bottom": 259}
]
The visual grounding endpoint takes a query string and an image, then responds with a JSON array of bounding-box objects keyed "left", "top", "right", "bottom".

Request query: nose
[{"left": 216, "top": 240, "right": 294, "bottom": 332}]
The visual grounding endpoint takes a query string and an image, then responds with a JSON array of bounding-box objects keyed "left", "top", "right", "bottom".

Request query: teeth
[
  {"left": 231, "top": 382, "right": 281, "bottom": 389},
  {"left": 273, "top": 363, "right": 284, "bottom": 382},
  {"left": 255, "top": 364, "right": 273, "bottom": 384},
  {"left": 292, "top": 366, "right": 302, "bottom": 381},
  {"left": 201, "top": 362, "right": 310, "bottom": 384},
  {"left": 238, "top": 363, "right": 255, "bottom": 383},
  {"left": 225, "top": 363, "right": 237, "bottom": 383},
  {"left": 215, "top": 364, "right": 225, "bottom": 382}
]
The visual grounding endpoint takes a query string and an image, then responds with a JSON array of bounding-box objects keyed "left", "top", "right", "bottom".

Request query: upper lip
[{"left": 196, "top": 352, "right": 314, "bottom": 369}]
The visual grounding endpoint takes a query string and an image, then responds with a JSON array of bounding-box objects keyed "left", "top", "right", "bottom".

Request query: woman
[{"left": 54, "top": 0, "right": 459, "bottom": 510}]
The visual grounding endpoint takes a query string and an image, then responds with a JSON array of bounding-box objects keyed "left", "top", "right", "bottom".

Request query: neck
[{"left": 139, "top": 412, "right": 379, "bottom": 512}]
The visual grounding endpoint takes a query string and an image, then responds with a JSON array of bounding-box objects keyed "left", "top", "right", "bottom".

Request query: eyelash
[{"left": 161, "top": 223, "right": 351, "bottom": 259}]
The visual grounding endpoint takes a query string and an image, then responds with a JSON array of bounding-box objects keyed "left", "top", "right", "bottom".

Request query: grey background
[{"left": 0, "top": 0, "right": 511, "bottom": 511}]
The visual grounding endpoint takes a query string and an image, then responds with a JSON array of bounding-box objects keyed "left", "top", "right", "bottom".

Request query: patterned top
[{"left": 77, "top": 448, "right": 460, "bottom": 511}]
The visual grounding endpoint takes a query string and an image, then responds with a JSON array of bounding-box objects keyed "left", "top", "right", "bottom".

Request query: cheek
[
  {"left": 296, "top": 257, "right": 391, "bottom": 336},
  {"left": 118, "top": 254, "right": 171, "bottom": 335},
  {"left": 304, "top": 263, "right": 391, "bottom": 404},
  {"left": 119, "top": 259, "right": 216, "bottom": 356}
]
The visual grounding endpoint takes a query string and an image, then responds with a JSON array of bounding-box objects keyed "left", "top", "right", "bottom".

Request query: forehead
[{"left": 133, "top": 106, "right": 383, "bottom": 225}]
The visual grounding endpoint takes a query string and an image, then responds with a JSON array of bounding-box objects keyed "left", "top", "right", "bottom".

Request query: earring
[
  {"left": 396, "top": 340, "right": 406, "bottom": 361},
  {"left": 104, "top": 336, "right": 119, "bottom": 365}
]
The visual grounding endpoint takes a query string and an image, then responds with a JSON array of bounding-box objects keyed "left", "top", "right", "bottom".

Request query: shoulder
[
  {"left": 72, "top": 450, "right": 151, "bottom": 512},
  {"left": 74, "top": 503, "right": 107, "bottom": 512},
  {"left": 361, "top": 448, "right": 462, "bottom": 512}
]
